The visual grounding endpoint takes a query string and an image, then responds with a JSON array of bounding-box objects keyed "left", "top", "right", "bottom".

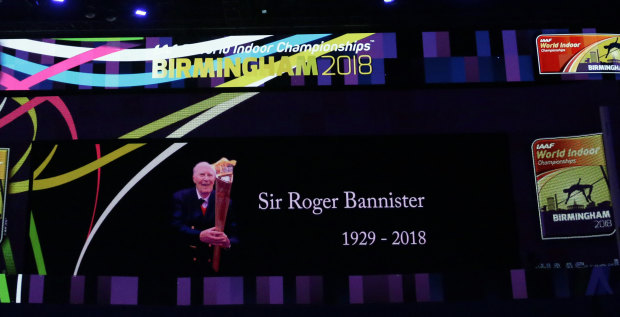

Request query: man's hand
[{"left": 199, "top": 227, "right": 231, "bottom": 248}]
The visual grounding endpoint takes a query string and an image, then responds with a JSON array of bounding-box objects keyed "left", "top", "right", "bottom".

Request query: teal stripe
[
  {"left": 29, "top": 212, "right": 47, "bottom": 275},
  {"left": 1, "top": 53, "right": 174, "bottom": 87}
]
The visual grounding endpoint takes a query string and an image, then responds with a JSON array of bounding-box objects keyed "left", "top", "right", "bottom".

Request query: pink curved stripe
[
  {"left": 0, "top": 72, "right": 20, "bottom": 89},
  {"left": 0, "top": 96, "right": 78, "bottom": 139},
  {"left": 3, "top": 44, "right": 131, "bottom": 91},
  {"left": 87, "top": 144, "right": 102, "bottom": 238}
]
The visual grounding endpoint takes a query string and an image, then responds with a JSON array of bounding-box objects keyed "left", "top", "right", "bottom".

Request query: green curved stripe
[
  {"left": 33, "top": 145, "right": 58, "bottom": 179},
  {"left": 9, "top": 98, "right": 38, "bottom": 178},
  {"left": 120, "top": 93, "right": 244, "bottom": 139},
  {"left": 29, "top": 212, "right": 46, "bottom": 275},
  {"left": 53, "top": 37, "right": 144, "bottom": 42},
  {"left": 1, "top": 238, "right": 16, "bottom": 275},
  {"left": 0, "top": 274, "right": 9, "bottom": 303}
]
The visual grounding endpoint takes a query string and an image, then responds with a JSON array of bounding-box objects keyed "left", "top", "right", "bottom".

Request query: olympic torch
[{"left": 212, "top": 157, "right": 236, "bottom": 272}]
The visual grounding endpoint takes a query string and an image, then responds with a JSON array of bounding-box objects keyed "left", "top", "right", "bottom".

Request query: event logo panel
[
  {"left": 537, "top": 34, "right": 620, "bottom": 74},
  {"left": 0, "top": 33, "right": 396, "bottom": 90},
  {"left": 532, "top": 134, "right": 615, "bottom": 239}
]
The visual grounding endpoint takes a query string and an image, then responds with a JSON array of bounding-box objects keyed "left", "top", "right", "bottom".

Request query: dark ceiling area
[{"left": 0, "top": 0, "right": 615, "bottom": 33}]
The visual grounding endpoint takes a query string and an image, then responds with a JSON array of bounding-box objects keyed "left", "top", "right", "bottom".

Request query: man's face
[{"left": 193, "top": 163, "right": 216, "bottom": 195}]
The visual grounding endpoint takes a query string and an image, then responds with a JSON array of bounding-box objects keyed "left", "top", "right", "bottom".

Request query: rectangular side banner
[
  {"left": 0, "top": 148, "right": 8, "bottom": 243},
  {"left": 532, "top": 134, "right": 615, "bottom": 239},
  {"left": 537, "top": 34, "right": 620, "bottom": 74}
]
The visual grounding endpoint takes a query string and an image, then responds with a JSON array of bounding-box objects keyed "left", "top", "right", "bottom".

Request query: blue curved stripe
[
  {"left": 1, "top": 34, "right": 331, "bottom": 87},
  {"left": 1, "top": 53, "right": 173, "bottom": 87}
]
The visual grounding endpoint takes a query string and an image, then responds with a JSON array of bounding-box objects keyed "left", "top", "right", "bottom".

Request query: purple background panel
[
  {"left": 177, "top": 277, "right": 191, "bottom": 306},
  {"left": 294, "top": 276, "right": 324, "bottom": 304},
  {"left": 256, "top": 277, "right": 269, "bottom": 304},
  {"left": 317, "top": 59, "right": 332, "bottom": 86},
  {"left": 344, "top": 72, "right": 358, "bottom": 85},
  {"left": 361, "top": 33, "right": 384, "bottom": 59},
  {"left": 16, "top": 50, "right": 29, "bottom": 62},
  {"left": 268, "top": 276, "right": 283, "bottom": 304},
  {"left": 422, "top": 32, "right": 438, "bottom": 58},
  {"left": 256, "top": 276, "right": 284, "bottom": 304},
  {"left": 383, "top": 33, "right": 397, "bottom": 58},
  {"left": 296, "top": 276, "right": 311, "bottom": 304},
  {"left": 348, "top": 276, "right": 363, "bottom": 304},
  {"left": 502, "top": 30, "right": 521, "bottom": 82},
  {"left": 465, "top": 56, "right": 480, "bottom": 82},
  {"left": 388, "top": 274, "right": 404, "bottom": 303},
  {"left": 510, "top": 269, "right": 528, "bottom": 299},
  {"left": 28, "top": 275, "right": 44, "bottom": 304},
  {"left": 415, "top": 273, "right": 431, "bottom": 302},
  {"left": 436, "top": 32, "right": 451, "bottom": 57},
  {"left": 110, "top": 276, "right": 138, "bottom": 305},
  {"left": 370, "top": 59, "right": 385, "bottom": 84},
  {"left": 291, "top": 75, "right": 305, "bottom": 86},
  {"left": 476, "top": 31, "right": 491, "bottom": 57},
  {"left": 211, "top": 77, "right": 225, "bottom": 87},
  {"left": 70, "top": 276, "right": 86, "bottom": 304},
  {"left": 309, "top": 276, "right": 323, "bottom": 303},
  {"left": 204, "top": 277, "right": 244, "bottom": 305}
]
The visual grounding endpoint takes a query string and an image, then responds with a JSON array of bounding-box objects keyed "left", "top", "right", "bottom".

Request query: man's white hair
[{"left": 193, "top": 161, "right": 215, "bottom": 175}]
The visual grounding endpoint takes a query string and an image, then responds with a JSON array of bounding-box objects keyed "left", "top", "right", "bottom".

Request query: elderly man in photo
[{"left": 171, "top": 162, "right": 232, "bottom": 273}]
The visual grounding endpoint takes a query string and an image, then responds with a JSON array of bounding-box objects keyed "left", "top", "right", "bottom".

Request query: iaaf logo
[
  {"left": 540, "top": 38, "right": 553, "bottom": 43},
  {"left": 536, "top": 143, "right": 555, "bottom": 149}
]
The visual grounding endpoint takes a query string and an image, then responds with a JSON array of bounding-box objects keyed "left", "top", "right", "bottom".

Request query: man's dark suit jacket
[{"left": 171, "top": 187, "right": 236, "bottom": 274}]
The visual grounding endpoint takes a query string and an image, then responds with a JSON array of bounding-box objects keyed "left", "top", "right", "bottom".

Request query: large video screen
[{"left": 30, "top": 136, "right": 519, "bottom": 277}]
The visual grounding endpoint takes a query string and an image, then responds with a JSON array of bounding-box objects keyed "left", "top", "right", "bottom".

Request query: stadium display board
[{"left": 0, "top": 30, "right": 618, "bottom": 309}]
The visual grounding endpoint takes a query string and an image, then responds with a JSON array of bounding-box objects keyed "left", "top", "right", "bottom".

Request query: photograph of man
[{"left": 171, "top": 161, "right": 235, "bottom": 275}]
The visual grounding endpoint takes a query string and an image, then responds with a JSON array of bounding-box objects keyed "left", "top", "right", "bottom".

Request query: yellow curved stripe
[
  {"left": 218, "top": 33, "right": 374, "bottom": 88},
  {"left": 10, "top": 144, "right": 32, "bottom": 179},
  {"left": 8, "top": 97, "right": 38, "bottom": 178},
  {"left": 120, "top": 93, "right": 244, "bottom": 139},
  {"left": 8, "top": 181, "right": 29, "bottom": 194},
  {"left": 33, "top": 145, "right": 58, "bottom": 179},
  {"left": 9, "top": 144, "right": 145, "bottom": 194},
  {"left": 33, "top": 143, "right": 145, "bottom": 191},
  {"left": 10, "top": 93, "right": 245, "bottom": 193}
]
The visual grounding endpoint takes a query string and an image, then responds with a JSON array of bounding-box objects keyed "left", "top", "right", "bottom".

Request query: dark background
[{"left": 30, "top": 135, "right": 519, "bottom": 276}]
